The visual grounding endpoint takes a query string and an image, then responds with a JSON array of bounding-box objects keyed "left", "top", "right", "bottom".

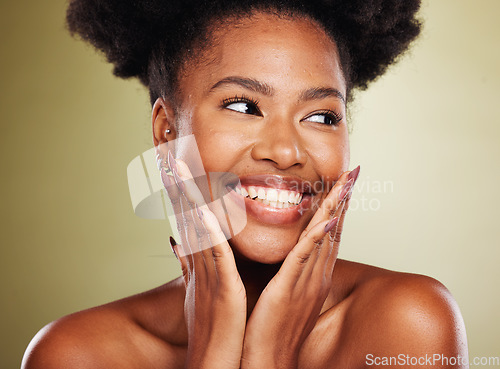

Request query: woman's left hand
[{"left": 240, "top": 167, "right": 359, "bottom": 369}]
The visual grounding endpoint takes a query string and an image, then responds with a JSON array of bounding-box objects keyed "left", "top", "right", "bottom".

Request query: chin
[{"left": 229, "top": 225, "right": 299, "bottom": 265}]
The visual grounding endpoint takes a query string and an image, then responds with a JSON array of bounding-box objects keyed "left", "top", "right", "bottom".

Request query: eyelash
[
  {"left": 221, "top": 95, "right": 261, "bottom": 114},
  {"left": 304, "top": 109, "right": 343, "bottom": 126},
  {"left": 220, "top": 95, "right": 342, "bottom": 126}
]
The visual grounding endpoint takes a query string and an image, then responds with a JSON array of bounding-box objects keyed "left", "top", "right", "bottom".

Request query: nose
[{"left": 250, "top": 114, "right": 307, "bottom": 170}]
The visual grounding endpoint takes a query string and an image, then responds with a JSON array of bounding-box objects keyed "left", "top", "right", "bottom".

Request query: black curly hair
[{"left": 66, "top": 0, "right": 421, "bottom": 106}]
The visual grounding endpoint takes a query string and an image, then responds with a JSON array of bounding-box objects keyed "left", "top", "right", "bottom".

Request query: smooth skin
[{"left": 22, "top": 12, "right": 468, "bottom": 369}]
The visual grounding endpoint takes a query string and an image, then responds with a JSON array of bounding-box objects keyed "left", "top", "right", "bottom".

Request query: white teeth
[
  {"left": 241, "top": 186, "right": 248, "bottom": 197},
  {"left": 267, "top": 188, "right": 278, "bottom": 202},
  {"left": 247, "top": 186, "right": 258, "bottom": 199},
  {"left": 278, "top": 190, "right": 289, "bottom": 203},
  {"left": 240, "top": 185, "right": 304, "bottom": 208},
  {"left": 257, "top": 188, "right": 266, "bottom": 199}
]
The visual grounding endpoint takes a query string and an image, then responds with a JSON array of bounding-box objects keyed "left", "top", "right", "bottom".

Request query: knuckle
[
  {"left": 314, "top": 238, "right": 324, "bottom": 250},
  {"left": 328, "top": 230, "right": 336, "bottom": 242},
  {"left": 296, "top": 252, "right": 311, "bottom": 265},
  {"left": 333, "top": 232, "right": 342, "bottom": 244},
  {"left": 181, "top": 264, "right": 189, "bottom": 279},
  {"left": 211, "top": 247, "right": 228, "bottom": 262}
]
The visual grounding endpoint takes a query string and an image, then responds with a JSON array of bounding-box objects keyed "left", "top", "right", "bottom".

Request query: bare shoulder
[
  {"left": 22, "top": 277, "right": 187, "bottom": 369},
  {"left": 338, "top": 260, "right": 468, "bottom": 368}
]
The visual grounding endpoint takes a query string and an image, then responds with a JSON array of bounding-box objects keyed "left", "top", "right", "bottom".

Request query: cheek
[
  {"left": 190, "top": 113, "right": 252, "bottom": 172},
  {"left": 308, "top": 134, "right": 350, "bottom": 185}
]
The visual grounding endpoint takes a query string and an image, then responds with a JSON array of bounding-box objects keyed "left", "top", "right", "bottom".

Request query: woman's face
[{"left": 163, "top": 12, "right": 349, "bottom": 264}]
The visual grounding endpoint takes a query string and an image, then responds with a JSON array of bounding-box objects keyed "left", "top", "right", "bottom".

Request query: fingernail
[
  {"left": 348, "top": 165, "right": 361, "bottom": 185},
  {"left": 324, "top": 217, "right": 339, "bottom": 233},
  {"left": 195, "top": 203, "right": 203, "bottom": 220},
  {"left": 172, "top": 166, "right": 186, "bottom": 192},
  {"left": 169, "top": 236, "right": 178, "bottom": 259},
  {"left": 339, "top": 178, "right": 354, "bottom": 201},
  {"left": 167, "top": 150, "right": 177, "bottom": 172}
]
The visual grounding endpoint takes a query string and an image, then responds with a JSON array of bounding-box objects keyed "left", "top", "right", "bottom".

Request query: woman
[{"left": 23, "top": 0, "right": 468, "bottom": 368}]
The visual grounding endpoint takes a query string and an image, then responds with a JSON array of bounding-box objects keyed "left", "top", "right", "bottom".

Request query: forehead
[{"left": 179, "top": 12, "right": 346, "bottom": 101}]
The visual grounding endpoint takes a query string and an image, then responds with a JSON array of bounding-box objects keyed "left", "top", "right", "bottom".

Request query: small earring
[{"left": 165, "top": 129, "right": 171, "bottom": 135}]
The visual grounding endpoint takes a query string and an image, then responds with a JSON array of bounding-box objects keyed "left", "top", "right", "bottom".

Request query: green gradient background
[{"left": 1, "top": 1, "right": 499, "bottom": 368}]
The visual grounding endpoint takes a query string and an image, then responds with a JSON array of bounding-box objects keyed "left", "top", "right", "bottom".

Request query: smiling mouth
[{"left": 226, "top": 184, "right": 304, "bottom": 209}]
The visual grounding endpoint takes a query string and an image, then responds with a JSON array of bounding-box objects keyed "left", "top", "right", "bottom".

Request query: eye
[
  {"left": 303, "top": 110, "right": 343, "bottom": 126},
  {"left": 222, "top": 96, "right": 262, "bottom": 116}
]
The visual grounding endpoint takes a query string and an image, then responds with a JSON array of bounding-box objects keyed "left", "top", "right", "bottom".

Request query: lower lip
[{"left": 225, "top": 185, "right": 312, "bottom": 225}]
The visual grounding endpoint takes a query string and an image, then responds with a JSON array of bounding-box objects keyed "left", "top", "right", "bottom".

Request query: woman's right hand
[{"left": 161, "top": 151, "right": 246, "bottom": 369}]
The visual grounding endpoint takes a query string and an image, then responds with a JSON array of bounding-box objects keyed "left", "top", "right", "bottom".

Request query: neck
[{"left": 234, "top": 257, "right": 282, "bottom": 319}]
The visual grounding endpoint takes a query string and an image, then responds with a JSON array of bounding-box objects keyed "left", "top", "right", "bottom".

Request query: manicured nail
[
  {"left": 339, "top": 178, "right": 354, "bottom": 201},
  {"left": 195, "top": 203, "right": 203, "bottom": 220},
  {"left": 167, "top": 150, "right": 177, "bottom": 172},
  {"left": 324, "top": 217, "right": 339, "bottom": 233},
  {"left": 172, "top": 166, "right": 186, "bottom": 192},
  {"left": 169, "top": 236, "right": 178, "bottom": 259},
  {"left": 348, "top": 165, "right": 361, "bottom": 185}
]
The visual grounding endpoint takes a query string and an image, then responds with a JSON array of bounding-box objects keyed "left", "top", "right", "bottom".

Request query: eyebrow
[
  {"left": 210, "top": 76, "right": 274, "bottom": 96},
  {"left": 299, "top": 87, "right": 346, "bottom": 104},
  {"left": 209, "top": 76, "right": 345, "bottom": 104}
]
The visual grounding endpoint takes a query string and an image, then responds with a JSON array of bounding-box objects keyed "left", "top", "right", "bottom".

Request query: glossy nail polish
[
  {"left": 324, "top": 217, "right": 339, "bottom": 233},
  {"left": 348, "top": 165, "right": 361, "bottom": 185},
  {"left": 339, "top": 178, "right": 354, "bottom": 201},
  {"left": 169, "top": 236, "right": 178, "bottom": 259}
]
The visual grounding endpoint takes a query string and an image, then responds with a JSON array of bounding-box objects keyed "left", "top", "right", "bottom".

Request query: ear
[{"left": 152, "top": 97, "right": 176, "bottom": 147}]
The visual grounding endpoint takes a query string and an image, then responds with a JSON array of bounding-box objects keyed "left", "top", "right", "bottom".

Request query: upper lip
[{"left": 231, "top": 174, "right": 317, "bottom": 194}]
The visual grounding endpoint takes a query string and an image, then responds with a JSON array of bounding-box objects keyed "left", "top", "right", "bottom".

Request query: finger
[
  {"left": 163, "top": 154, "right": 204, "bottom": 271},
  {"left": 311, "top": 201, "right": 346, "bottom": 283},
  {"left": 170, "top": 236, "right": 189, "bottom": 284},
  {"left": 299, "top": 165, "right": 359, "bottom": 241},
  {"left": 279, "top": 218, "right": 333, "bottom": 285},
  {"left": 175, "top": 183, "right": 198, "bottom": 276},
  {"left": 189, "top": 203, "right": 217, "bottom": 284},
  {"left": 314, "top": 188, "right": 348, "bottom": 262},
  {"left": 324, "top": 193, "right": 351, "bottom": 277},
  {"left": 165, "top": 153, "right": 239, "bottom": 284},
  {"left": 177, "top": 186, "right": 211, "bottom": 282},
  {"left": 305, "top": 197, "right": 346, "bottom": 279},
  {"left": 175, "top": 184, "right": 239, "bottom": 284},
  {"left": 201, "top": 206, "right": 240, "bottom": 282},
  {"left": 171, "top": 156, "right": 207, "bottom": 207},
  {"left": 298, "top": 171, "right": 348, "bottom": 241},
  {"left": 161, "top": 170, "right": 196, "bottom": 270}
]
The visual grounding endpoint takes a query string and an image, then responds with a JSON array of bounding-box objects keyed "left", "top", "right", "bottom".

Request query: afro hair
[{"left": 66, "top": 0, "right": 422, "bottom": 105}]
